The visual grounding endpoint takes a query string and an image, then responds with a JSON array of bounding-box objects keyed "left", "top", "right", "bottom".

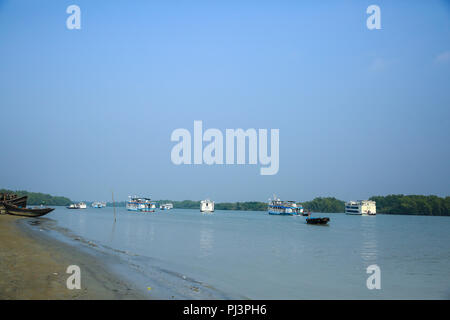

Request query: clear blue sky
[{"left": 1, "top": 0, "right": 449, "bottom": 202}]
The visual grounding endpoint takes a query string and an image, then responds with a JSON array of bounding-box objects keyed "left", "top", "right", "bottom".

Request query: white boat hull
[
  {"left": 345, "top": 212, "right": 376, "bottom": 216},
  {"left": 200, "top": 200, "right": 214, "bottom": 213},
  {"left": 268, "top": 210, "right": 295, "bottom": 216}
]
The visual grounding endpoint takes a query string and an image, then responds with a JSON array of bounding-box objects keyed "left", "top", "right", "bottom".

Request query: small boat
[
  {"left": 200, "top": 199, "right": 214, "bottom": 213},
  {"left": 3, "top": 203, "right": 54, "bottom": 217},
  {"left": 92, "top": 201, "right": 106, "bottom": 208},
  {"left": 67, "top": 202, "right": 87, "bottom": 209},
  {"left": 306, "top": 217, "right": 330, "bottom": 225},
  {"left": 160, "top": 203, "right": 173, "bottom": 210}
]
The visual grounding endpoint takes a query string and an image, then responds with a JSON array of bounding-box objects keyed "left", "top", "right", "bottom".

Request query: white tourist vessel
[
  {"left": 127, "top": 196, "right": 156, "bottom": 212},
  {"left": 345, "top": 200, "right": 376, "bottom": 215},
  {"left": 67, "top": 202, "right": 87, "bottom": 209},
  {"left": 92, "top": 201, "right": 106, "bottom": 208},
  {"left": 200, "top": 199, "right": 214, "bottom": 213},
  {"left": 160, "top": 203, "right": 173, "bottom": 210},
  {"left": 268, "top": 195, "right": 304, "bottom": 215}
]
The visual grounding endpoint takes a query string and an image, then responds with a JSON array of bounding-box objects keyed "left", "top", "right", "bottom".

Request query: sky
[{"left": 0, "top": 0, "right": 449, "bottom": 202}]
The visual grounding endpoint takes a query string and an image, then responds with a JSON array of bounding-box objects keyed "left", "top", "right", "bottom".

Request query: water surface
[{"left": 28, "top": 207, "right": 450, "bottom": 299}]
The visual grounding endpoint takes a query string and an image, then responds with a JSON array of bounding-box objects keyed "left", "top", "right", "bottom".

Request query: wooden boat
[
  {"left": 3, "top": 203, "right": 54, "bottom": 217},
  {"left": 0, "top": 195, "right": 28, "bottom": 214},
  {"left": 306, "top": 217, "right": 330, "bottom": 225},
  {"left": 8, "top": 195, "right": 28, "bottom": 208},
  {"left": 0, "top": 193, "right": 18, "bottom": 202}
]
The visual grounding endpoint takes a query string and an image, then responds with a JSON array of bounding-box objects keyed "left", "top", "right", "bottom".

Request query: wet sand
[{"left": 0, "top": 214, "right": 146, "bottom": 299}]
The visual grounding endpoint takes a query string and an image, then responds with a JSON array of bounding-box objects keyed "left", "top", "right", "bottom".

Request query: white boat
[
  {"left": 160, "top": 203, "right": 173, "bottom": 210},
  {"left": 92, "top": 201, "right": 106, "bottom": 208},
  {"left": 345, "top": 200, "right": 376, "bottom": 215},
  {"left": 200, "top": 199, "right": 214, "bottom": 213},
  {"left": 67, "top": 202, "right": 87, "bottom": 209},
  {"left": 268, "top": 195, "right": 304, "bottom": 216},
  {"left": 127, "top": 196, "right": 156, "bottom": 212}
]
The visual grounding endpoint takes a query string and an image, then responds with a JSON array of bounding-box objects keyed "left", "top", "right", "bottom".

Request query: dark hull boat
[
  {"left": 0, "top": 195, "right": 28, "bottom": 214},
  {"left": 3, "top": 203, "right": 54, "bottom": 217},
  {"left": 306, "top": 217, "right": 330, "bottom": 225}
]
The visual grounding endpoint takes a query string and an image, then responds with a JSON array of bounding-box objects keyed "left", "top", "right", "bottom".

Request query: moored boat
[
  {"left": 127, "top": 196, "right": 156, "bottom": 212},
  {"left": 67, "top": 202, "right": 87, "bottom": 209},
  {"left": 8, "top": 195, "right": 28, "bottom": 208},
  {"left": 3, "top": 202, "right": 54, "bottom": 217},
  {"left": 345, "top": 200, "right": 376, "bottom": 216},
  {"left": 92, "top": 201, "right": 106, "bottom": 208},
  {"left": 160, "top": 203, "right": 173, "bottom": 210},
  {"left": 268, "top": 195, "right": 304, "bottom": 216},
  {"left": 0, "top": 193, "right": 28, "bottom": 214},
  {"left": 200, "top": 199, "right": 214, "bottom": 213},
  {"left": 306, "top": 217, "right": 330, "bottom": 225}
]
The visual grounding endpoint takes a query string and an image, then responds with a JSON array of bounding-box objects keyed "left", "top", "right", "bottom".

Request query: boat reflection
[
  {"left": 199, "top": 224, "right": 214, "bottom": 258},
  {"left": 360, "top": 217, "right": 378, "bottom": 266}
]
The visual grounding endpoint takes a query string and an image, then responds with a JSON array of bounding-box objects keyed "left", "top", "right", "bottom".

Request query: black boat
[
  {"left": 306, "top": 217, "right": 330, "bottom": 225},
  {"left": 3, "top": 203, "right": 54, "bottom": 217},
  {"left": 0, "top": 194, "right": 28, "bottom": 214}
]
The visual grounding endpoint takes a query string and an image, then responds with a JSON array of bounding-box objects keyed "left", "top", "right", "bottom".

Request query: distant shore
[
  {"left": 0, "top": 214, "right": 146, "bottom": 300},
  {"left": 2, "top": 187, "right": 449, "bottom": 216},
  {"left": 104, "top": 195, "right": 450, "bottom": 216}
]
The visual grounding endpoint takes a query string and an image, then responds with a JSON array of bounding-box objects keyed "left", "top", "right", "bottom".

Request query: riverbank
[{"left": 0, "top": 214, "right": 146, "bottom": 299}]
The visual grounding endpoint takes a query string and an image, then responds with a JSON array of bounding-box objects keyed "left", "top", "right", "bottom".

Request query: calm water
[{"left": 28, "top": 207, "right": 450, "bottom": 299}]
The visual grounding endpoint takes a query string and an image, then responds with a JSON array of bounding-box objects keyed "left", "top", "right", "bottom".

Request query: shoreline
[{"left": 0, "top": 214, "right": 147, "bottom": 300}]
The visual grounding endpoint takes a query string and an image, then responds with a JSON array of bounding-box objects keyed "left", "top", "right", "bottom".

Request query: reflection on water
[
  {"left": 109, "top": 220, "right": 116, "bottom": 243},
  {"left": 199, "top": 224, "right": 214, "bottom": 258},
  {"left": 360, "top": 216, "right": 378, "bottom": 266},
  {"left": 147, "top": 222, "right": 155, "bottom": 242},
  {"left": 79, "top": 212, "right": 87, "bottom": 233},
  {"left": 31, "top": 207, "right": 450, "bottom": 299}
]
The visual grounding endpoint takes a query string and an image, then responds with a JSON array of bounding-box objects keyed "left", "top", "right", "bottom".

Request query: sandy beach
[{"left": 0, "top": 214, "right": 145, "bottom": 300}]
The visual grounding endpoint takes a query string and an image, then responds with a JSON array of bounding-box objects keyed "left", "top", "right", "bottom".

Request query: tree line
[
  {"left": 369, "top": 194, "right": 450, "bottom": 216},
  {"left": 152, "top": 195, "right": 450, "bottom": 216},
  {"left": 2, "top": 188, "right": 449, "bottom": 216},
  {"left": 299, "top": 195, "right": 450, "bottom": 216},
  {"left": 300, "top": 197, "right": 345, "bottom": 213}
]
